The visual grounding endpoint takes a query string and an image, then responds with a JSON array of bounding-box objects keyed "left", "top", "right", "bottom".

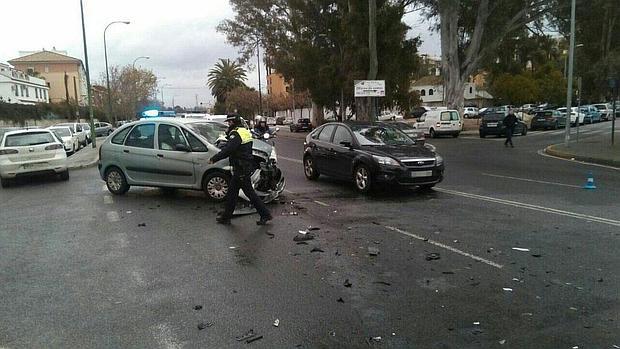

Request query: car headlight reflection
[{"left": 372, "top": 155, "right": 400, "bottom": 166}]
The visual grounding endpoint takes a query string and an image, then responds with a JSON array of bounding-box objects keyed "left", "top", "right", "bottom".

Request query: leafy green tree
[
  {"left": 218, "top": 0, "right": 420, "bottom": 122},
  {"left": 491, "top": 73, "right": 539, "bottom": 106},
  {"left": 207, "top": 59, "right": 247, "bottom": 104},
  {"left": 100, "top": 65, "right": 158, "bottom": 120}
]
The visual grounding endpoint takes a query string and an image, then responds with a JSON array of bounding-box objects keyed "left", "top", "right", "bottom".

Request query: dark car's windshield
[
  {"left": 350, "top": 124, "right": 414, "bottom": 146},
  {"left": 186, "top": 122, "right": 228, "bottom": 144}
]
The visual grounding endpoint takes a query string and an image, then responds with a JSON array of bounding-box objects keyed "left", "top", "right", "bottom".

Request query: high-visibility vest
[{"left": 235, "top": 127, "right": 253, "bottom": 144}]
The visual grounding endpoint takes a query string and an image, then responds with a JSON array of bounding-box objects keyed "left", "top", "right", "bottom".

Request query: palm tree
[{"left": 207, "top": 59, "right": 247, "bottom": 103}]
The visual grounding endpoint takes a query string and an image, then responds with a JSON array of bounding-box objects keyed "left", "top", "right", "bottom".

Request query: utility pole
[
  {"left": 576, "top": 77, "right": 582, "bottom": 143},
  {"left": 79, "top": 0, "right": 96, "bottom": 148},
  {"left": 367, "top": 0, "right": 378, "bottom": 121},
  {"left": 563, "top": 0, "right": 576, "bottom": 147},
  {"left": 257, "top": 39, "right": 263, "bottom": 116}
]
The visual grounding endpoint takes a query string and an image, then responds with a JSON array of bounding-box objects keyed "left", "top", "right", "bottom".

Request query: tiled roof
[
  {"left": 8, "top": 51, "right": 82, "bottom": 64},
  {"left": 411, "top": 75, "right": 443, "bottom": 87}
]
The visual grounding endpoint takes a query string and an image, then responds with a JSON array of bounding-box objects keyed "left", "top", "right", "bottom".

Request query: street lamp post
[
  {"left": 79, "top": 0, "right": 96, "bottom": 148},
  {"left": 256, "top": 39, "right": 263, "bottom": 116},
  {"left": 563, "top": 0, "right": 576, "bottom": 147},
  {"left": 132, "top": 56, "right": 150, "bottom": 69},
  {"left": 104, "top": 20, "right": 130, "bottom": 126}
]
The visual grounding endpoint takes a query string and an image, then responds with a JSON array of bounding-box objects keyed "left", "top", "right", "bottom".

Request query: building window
[
  {"left": 44, "top": 65, "right": 50, "bottom": 73},
  {"left": 35, "top": 88, "right": 39, "bottom": 98},
  {"left": 429, "top": 89, "right": 434, "bottom": 96},
  {"left": 420, "top": 89, "right": 426, "bottom": 96},
  {"left": 43, "top": 90, "right": 48, "bottom": 99},
  {"left": 13, "top": 85, "right": 19, "bottom": 97},
  {"left": 25, "top": 86, "right": 29, "bottom": 98},
  {"left": 469, "top": 86, "right": 473, "bottom": 94}
]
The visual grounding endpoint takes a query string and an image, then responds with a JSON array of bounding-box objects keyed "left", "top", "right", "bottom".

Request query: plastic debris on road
[
  {"left": 197, "top": 322, "right": 213, "bottom": 330},
  {"left": 344, "top": 279, "right": 352, "bottom": 287},
  {"left": 512, "top": 247, "right": 530, "bottom": 252},
  {"left": 294, "top": 233, "right": 315, "bottom": 242},
  {"left": 246, "top": 335, "right": 263, "bottom": 343},
  {"left": 229, "top": 246, "right": 237, "bottom": 249},
  {"left": 473, "top": 322, "right": 480, "bottom": 325},
  {"left": 425, "top": 252, "right": 441, "bottom": 261},
  {"left": 371, "top": 336, "right": 382, "bottom": 342},
  {"left": 308, "top": 226, "right": 320, "bottom": 231},
  {"left": 236, "top": 329, "right": 256, "bottom": 341},
  {"left": 337, "top": 297, "right": 345, "bottom": 303},
  {"left": 138, "top": 223, "right": 146, "bottom": 227},
  {"left": 273, "top": 319, "right": 279, "bottom": 327},
  {"left": 499, "top": 339, "right": 506, "bottom": 345},
  {"left": 194, "top": 305, "right": 203, "bottom": 310},
  {"left": 502, "top": 288, "right": 513, "bottom": 292},
  {"left": 298, "top": 230, "right": 308, "bottom": 235},
  {"left": 368, "top": 247, "right": 380, "bottom": 256},
  {"left": 310, "top": 247, "right": 324, "bottom": 253}
]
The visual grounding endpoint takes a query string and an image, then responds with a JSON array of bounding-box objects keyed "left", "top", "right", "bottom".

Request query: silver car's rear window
[{"left": 5, "top": 132, "right": 56, "bottom": 146}]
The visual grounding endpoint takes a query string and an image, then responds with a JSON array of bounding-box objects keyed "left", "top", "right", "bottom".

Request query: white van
[{"left": 413, "top": 109, "right": 462, "bottom": 138}]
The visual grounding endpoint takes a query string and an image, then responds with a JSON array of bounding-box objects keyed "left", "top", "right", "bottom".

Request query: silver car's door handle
[
  {"left": 156, "top": 154, "right": 164, "bottom": 158},
  {"left": 123, "top": 149, "right": 129, "bottom": 153}
]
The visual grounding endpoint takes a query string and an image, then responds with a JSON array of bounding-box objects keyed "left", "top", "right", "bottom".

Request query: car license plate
[
  {"left": 23, "top": 163, "right": 46, "bottom": 169},
  {"left": 411, "top": 170, "right": 433, "bottom": 178},
  {"left": 487, "top": 123, "right": 498, "bottom": 127}
]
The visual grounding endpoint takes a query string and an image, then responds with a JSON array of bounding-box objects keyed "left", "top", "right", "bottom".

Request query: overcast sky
[{"left": 1, "top": 0, "right": 439, "bottom": 108}]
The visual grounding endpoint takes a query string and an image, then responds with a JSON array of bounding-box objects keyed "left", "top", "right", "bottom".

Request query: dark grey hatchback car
[{"left": 303, "top": 122, "right": 444, "bottom": 193}]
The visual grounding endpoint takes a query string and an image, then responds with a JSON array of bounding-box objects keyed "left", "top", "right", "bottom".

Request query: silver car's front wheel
[
  {"left": 105, "top": 167, "right": 130, "bottom": 195},
  {"left": 203, "top": 172, "right": 230, "bottom": 202}
]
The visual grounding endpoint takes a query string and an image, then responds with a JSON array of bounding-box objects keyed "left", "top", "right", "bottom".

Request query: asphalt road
[{"left": 1, "top": 121, "right": 619, "bottom": 348}]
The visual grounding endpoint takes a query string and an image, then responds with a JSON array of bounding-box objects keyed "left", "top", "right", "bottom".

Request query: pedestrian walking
[
  {"left": 503, "top": 109, "right": 518, "bottom": 148},
  {"left": 209, "top": 115, "right": 273, "bottom": 225}
]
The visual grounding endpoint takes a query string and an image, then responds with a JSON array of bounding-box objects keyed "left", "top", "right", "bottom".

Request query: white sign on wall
[{"left": 354, "top": 80, "right": 385, "bottom": 97}]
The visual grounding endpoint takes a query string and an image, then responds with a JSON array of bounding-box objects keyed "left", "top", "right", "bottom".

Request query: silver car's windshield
[{"left": 186, "top": 122, "right": 228, "bottom": 144}]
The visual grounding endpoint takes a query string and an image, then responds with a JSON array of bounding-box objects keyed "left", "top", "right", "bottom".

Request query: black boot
[
  {"left": 216, "top": 216, "right": 231, "bottom": 225},
  {"left": 256, "top": 214, "right": 273, "bottom": 226}
]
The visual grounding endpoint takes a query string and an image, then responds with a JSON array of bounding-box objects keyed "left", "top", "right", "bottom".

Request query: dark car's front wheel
[
  {"left": 353, "top": 164, "right": 372, "bottom": 193},
  {"left": 303, "top": 156, "right": 320, "bottom": 180},
  {"left": 105, "top": 167, "right": 130, "bottom": 195},
  {"left": 203, "top": 171, "right": 230, "bottom": 202},
  {"left": 521, "top": 125, "right": 527, "bottom": 136}
]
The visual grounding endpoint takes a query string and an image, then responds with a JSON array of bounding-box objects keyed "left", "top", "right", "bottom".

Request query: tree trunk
[
  {"left": 439, "top": 0, "right": 464, "bottom": 111},
  {"left": 311, "top": 101, "right": 324, "bottom": 126}
]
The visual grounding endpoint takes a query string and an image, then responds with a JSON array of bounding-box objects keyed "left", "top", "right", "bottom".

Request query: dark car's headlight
[
  {"left": 372, "top": 155, "right": 400, "bottom": 166},
  {"left": 436, "top": 155, "right": 444, "bottom": 166}
]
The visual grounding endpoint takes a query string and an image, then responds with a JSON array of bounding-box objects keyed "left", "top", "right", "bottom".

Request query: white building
[
  {"left": 0, "top": 63, "right": 49, "bottom": 105},
  {"left": 411, "top": 75, "right": 493, "bottom": 108}
]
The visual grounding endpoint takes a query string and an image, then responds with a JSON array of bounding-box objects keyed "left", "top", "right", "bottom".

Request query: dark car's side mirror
[
  {"left": 340, "top": 141, "right": 352, "bottom": 148},
  {"left": 175, "top": 144, "right": 190, "bottom": 152}
]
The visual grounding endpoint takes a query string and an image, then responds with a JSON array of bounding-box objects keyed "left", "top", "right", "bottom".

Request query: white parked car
[
  {"left": 48, "top": 126, "right": 80, "bottom": 154},
  {"left": 463, "top": 107, "right": 479, "bottom": 118},
  {"left": 593, "top": 103, "right": 613, "bottom": 121},
  {"left": 557, "top": 107, "right": 586, "bottom": 126},
  {"left": 377, "top": 111, "right": 404, "bottom": 121},
  {"left": 55, "top": 123, "right": 88, "bottom": 147},
  {"left": 0, "top": 129, "right": 69, "bottom": 187},
  {"left": 413, "top": 109, "right": 462, "bottom": 138}
]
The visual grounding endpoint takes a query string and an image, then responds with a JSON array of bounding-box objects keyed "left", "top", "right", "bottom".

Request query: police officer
[
  {"left": 503, "top": 109, "right": 518, "bottom": 148},
  {"left": 209, "top": 115, "right": 273, "bottom": 225},
  {"left": 253, "top": 116, "right": 270, "bottom": 135}
]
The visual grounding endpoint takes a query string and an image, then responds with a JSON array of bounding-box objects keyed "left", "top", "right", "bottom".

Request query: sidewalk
[
  {"left": 545, "top": 132, "right": 620, "bottom": 168},
  {"left": 66, "top": 140, "right": 101, "bottom": 170}
]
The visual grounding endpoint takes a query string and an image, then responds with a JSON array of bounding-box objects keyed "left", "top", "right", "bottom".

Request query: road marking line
[
  {"left": 384, "top": 226, "right": 503, "bottom": 269},
  {"left": 481, "top": 173, "right": 581, "bottom": 188},
  {"left": 314, "top": 200, "right": 330, "bottom": 207},
  {"left": 151, "top": 323, "right": 183, "bottom": 349},
  {"left": 537, "top": 149, "right": 620, "bottom": 171},
  {"left": 279, "top": 156, "right": 303, "bottom": 164},
  {"left": 106, "top": 211, "right": 120, "bottom": 222},
  {"left": 435, "top": 187, "right": 620, "bottom": 227},
  {"left": 103, "top": 195, "right": 114, "bottom": 204}
]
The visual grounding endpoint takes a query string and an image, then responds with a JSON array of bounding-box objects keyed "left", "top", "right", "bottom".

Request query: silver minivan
[{"left": 98, "top": 118, "right": 285, "bottom": 202}]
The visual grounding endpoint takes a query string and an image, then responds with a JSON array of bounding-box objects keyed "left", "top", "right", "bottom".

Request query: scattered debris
[
  {"left": 442, "top": 271, "right": 455, "bottom": 275},
  {"left": 273, "top": 319, "right": 280, "bottom": 327},
  {"left": 569, "top": 307, "right": 579, "bottom": 311},
  {"left": 194, "top": 305, "right": 203, "bottom": 310},
  {"left": 473, "top": 322, "right": 480, "bottom": 325},
  {"left": 374, "top": 281, "right": 392, "bottom": 286},
  {"left": 512, "top": 247, "right": 530, "bottom": 252},
  {"left": 337, "top": 297, "right": 345, "bottom": 303},
  {"left": 453, "top": 240, "right": 459, "bottom": 243},
  {"left": 531, "top": 254, "right": 542, "bottom": 258},
  {"left": 266, "top": 232, "right": 275, "bottom": 239},
  {"left": 126, "top": 210, "right": 132, "bottom": 214},
  {"left": 512, "top": 278, "right": 521, "bottom": 282},
  {"left": 282, "top": 211, "right": 299, "bottom": 216},
  {"left": 308, "top": 227, "right": 320, "bottom": 231},
  {"left": 236, "top": 329, "right": 256, "bottom": 341},
  {"left": 598, "top": 278, "right": 604, "bottom": 282},
  {"left": 310, "top": 247, "right": 324, "bottom": 253},
  {"left": 344, "top": 279, "right": 352, "bottom": 288},
  {"left": 425, "top": 253, "right": 441, "bottom": 261},
  {"left": 372, "top": 221, "right": 381, "bottom": 225},
  {"left": 246, "top": 335, "right": 263, "bottom": 344},
  {"left": 335, "top": 250, "right": 341, "bottom": 256},
  {"left": 138, "top": 223, "right": 146, "bottom": 227},
  {"left": 293, "top": 233, "right": 315, "bottom": 242},
  {"left": 197, "top": 322, "right": 213, "bottom": 330},
  {"left": 503, "top": 288, "right": 513, "bottom": 292},
  {"left": 330, "top": 331, "right": 336, "bottom": 337},
  {"left": 373, "top": 240, "right": 381, "bottom": 245},
  {"left": 296, "top": 242, "right": 308, "bottom": 245},
  {"left": 368, "top": 247, "right": 380, "bottom": 256},
  {"left": 229, "top": 246, "right": 237, "bottom": 249},
  {"left": 371, "top": 336, "right": 382, "bottom": 342},
  {"left": 499, "top": 339, "right": 506, "bottom": 345},
  {"left": 392, "top": 333, "right": 396, "bottom": 336},
  {"left": 298, "top": 230, "right": 308, "bottom": 235}
]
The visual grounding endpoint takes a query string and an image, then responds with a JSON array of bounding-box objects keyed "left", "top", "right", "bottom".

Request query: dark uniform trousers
[{"left": 222, "top": 171, "right": 271, "bottom": 219}]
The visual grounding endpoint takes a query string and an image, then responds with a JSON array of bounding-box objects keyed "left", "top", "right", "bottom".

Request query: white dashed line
[
  {"left": 279, "top": 156, "right": 303, "bottom": 164},
  {"left": 384, "top": 226, "right": 503, "bottom": 269},
  {"left": 436, "top": 187, "right": 620, "bottom": 227},
  {"left": 106, "top": 211, "right": 120, "bottom": 222},
  {"left": 314, "top": 200, "right": 330, "bottom": 207},
  {"left": 150, "top": 323, "right": 184, "bottom": 349},
  {"left": 481, "top": 173, "right": 581, "bottom": 188}
]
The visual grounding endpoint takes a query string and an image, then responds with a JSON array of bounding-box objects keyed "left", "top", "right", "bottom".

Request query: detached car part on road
[
  {"left": 98, "top": 118, "right": 285, "bottom": 203},
  {"left": 303, "top": 122, "right": 444, "bottom": 193},
  {"left": 0, "top": 129, "right": 69, "bottom": 187}
]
